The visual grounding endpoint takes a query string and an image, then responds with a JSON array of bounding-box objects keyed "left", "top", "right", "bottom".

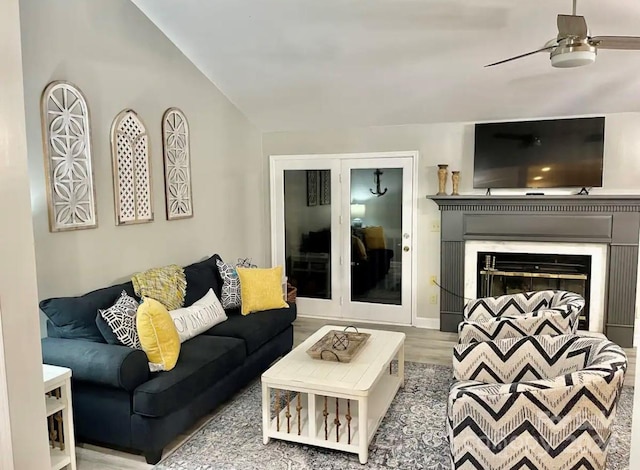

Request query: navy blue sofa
[{"left": 40, "top": 254, "right": 296, "bottom": 464}]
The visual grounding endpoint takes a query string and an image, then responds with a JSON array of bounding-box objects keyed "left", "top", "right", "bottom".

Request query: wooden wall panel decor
[
  {"left": 40, "top": 81, "right": 97, "bottom": 232},
  {"left": 110, "top": 109, "right": 153, "bottom": 225},
  {"left": 162, "top": 108, "right": 193, "bottom": 220}
]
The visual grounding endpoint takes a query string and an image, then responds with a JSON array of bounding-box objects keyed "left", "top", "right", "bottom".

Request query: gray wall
[{"left": 20, "top": 0, "right": 267, "bottom": 336}]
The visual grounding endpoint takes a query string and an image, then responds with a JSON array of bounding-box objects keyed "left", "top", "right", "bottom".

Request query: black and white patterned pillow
[
  {"left": 99, "top": 291, "right": 141, "bottom": 349},
  {"left": 216, "top": 260, "right": 241, "bottom": 309}
]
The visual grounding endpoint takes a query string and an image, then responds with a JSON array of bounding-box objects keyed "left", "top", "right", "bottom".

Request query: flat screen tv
[{"left": 473, "top": 117, "right": 605, "bottom": 189}]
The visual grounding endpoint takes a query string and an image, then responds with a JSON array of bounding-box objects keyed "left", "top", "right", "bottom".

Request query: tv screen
[{"left": 473, "top": 117, "right": 605, "bottom": 189}]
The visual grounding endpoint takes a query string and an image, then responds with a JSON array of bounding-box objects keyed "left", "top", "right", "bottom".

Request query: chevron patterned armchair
[
  {"left": 458, "top": 290, "right": 585, "bottom": 344},
  {"left": 447, "top": 334, "right": 627, "bottom": 470}
]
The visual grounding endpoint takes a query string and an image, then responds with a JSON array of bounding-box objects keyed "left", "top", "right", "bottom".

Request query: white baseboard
[
  {"left": 412, "top": 317, "right": 440, "bottom": 330},
  {"left": 296, "top": 313, "right": 441, "bottom": 330},
  {"left": 296, "top": 313, "right": 415, "bottom": 328}
]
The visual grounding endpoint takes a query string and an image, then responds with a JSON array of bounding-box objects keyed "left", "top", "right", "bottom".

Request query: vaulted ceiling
[{"left": 132, "top": 0, "right": 640, "bottom": 132}]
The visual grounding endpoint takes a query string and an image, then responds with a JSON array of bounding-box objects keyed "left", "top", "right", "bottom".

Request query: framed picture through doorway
[{"left": 306, "top": 170, "right": 318, "bottom": 206}]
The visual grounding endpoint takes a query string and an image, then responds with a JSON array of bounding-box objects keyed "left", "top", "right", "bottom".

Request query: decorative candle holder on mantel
[
  {"left": 437, "top": 164, "right": 449, "bottom": 195},
  {"left": 451, "top": 171, "right": 460, "bottom": 196}
]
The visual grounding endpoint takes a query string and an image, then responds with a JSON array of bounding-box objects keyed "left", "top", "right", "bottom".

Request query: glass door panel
[
  {"left": 284, "top": 170, "right": 332, "bottom": 300},
  {"left": 342, "top": 157, "right": 413, "bottom": 324},
  {"left": 350, "top": 168, "right": 402, "bottom": 305}
]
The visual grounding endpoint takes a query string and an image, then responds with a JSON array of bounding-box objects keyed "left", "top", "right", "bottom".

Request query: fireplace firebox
[{"left": 477, "top": 252, "right": 591, "bottom": 329}]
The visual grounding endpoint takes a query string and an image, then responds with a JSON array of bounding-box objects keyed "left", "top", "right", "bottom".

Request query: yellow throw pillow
[
  {"left": 136, "top": 297, "right": 181, "bottom": 372},
  {"left": 363, "top": 226, "right": 387, "bottom": 250},
  {"left": 236, "top": 266, "right": 289, "bottom": 316},
  {"left": 351, "top": 235, "right": 368, "bottom": 261}
]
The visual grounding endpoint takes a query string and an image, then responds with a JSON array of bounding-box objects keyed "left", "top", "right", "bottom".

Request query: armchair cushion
[
  {"left": 464, "top": 289, "right": 584, "bottom": 320},
  {"left": 462, "top": 290, "right": 584, "bottom": 336},
  {"left": 41, "top": 337, "right": 149, "bottom": 391},
  {"left": 457, "top": 310, "right": 574, "bottom": 344},
  {"left": 452, "top": 334, "right": 623, "bottom": 384},
  {"left": 448, "top": 335, "right": 627, "bottom": 470}
]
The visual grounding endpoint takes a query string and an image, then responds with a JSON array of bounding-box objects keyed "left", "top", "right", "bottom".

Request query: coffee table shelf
[{"left": 262, "top": 326, "right": 404, "bottom": 464}]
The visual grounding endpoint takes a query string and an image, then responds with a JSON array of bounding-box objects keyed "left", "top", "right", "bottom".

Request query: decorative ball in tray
[{"left": 306, "top": 326, "right": 371, "bottom": 363}]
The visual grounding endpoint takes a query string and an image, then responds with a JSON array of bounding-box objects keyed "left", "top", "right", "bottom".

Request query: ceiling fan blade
[
  {"left": 557, "top": 14, "right": 588, "bottom": 38},
  {"left": 484, "top": 45, "right": 557, "bottom": 68},
  {"left": 590, "top": 36, "right": 640, "bottom": 50}
]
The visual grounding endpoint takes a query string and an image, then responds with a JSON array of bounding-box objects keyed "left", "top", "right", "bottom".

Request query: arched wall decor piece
[
  {"left": 162, "top": 108, "right": 193, "bottom": 220},
  {"left": 40, "top": 81, "right": 97, "bottom": 232},
  {"left": 110, "top": 109, "right": 153, "bottom": 225}
]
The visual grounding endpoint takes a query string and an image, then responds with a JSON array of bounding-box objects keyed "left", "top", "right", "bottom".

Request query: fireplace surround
[
  {"left": 429, "top": 195, "right": 640, "bottom": 347},
  {"left": 466, "top": 241, "right": 608, "bottom": 333}
]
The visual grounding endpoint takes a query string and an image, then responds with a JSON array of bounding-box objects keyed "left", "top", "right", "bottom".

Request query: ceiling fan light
[{"left": 551, "top": 50, "right": 596, "bottom": 68}]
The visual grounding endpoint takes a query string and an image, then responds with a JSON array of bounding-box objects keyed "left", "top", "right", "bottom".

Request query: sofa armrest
[{"left": 42, "top": 337, "right": 149, "bottom": 391}]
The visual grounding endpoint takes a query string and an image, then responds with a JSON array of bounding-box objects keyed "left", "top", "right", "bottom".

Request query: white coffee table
[{"left": 261, "top": 325, "right": 405, "bottom": 464}]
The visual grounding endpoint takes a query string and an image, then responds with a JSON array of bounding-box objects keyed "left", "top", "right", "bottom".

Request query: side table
[{"left": 43, "top": 364, "right": 76, "bottom": 470}]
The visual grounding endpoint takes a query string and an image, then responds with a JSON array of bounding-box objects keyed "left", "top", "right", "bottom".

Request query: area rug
[{"left": 155, "top": 362, "right": 634, "bottom": 470}]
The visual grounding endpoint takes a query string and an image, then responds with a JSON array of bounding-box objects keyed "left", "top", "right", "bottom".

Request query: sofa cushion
[
  {"left": 133, "top": 335, "right": 245, "bottom": 417},
  {"left": 40, "top": 282, "right": 136, "bottom": 342},
  {"left": 183, "top": 254, "right": 223, "bottom": 306},
  {"left": 203, "top": 304, "right": 296, "bottom": 354}
]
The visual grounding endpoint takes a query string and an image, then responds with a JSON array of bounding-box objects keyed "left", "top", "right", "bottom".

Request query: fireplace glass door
[{"left": 478, "top": 252, "right": 591, "bottom": 329}]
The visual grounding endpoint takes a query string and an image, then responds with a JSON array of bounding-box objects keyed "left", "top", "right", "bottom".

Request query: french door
[{"left": 270, "top": 152, "right": 415, "bottom": 325}]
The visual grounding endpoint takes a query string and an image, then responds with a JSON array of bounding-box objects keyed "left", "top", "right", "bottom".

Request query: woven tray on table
[{"left": 306, "top": 329, "right": 371, "bottom": 363}]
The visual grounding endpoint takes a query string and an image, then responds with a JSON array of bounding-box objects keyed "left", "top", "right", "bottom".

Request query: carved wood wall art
[
  {"left": 40, "top": 81, "right": 97, "bottom": 232},
  {"left": 162, "top": 108, "right": 193, "bottom": 220},
  {"left": 110, "top": 109, "right": 153, "bottom": 225}
]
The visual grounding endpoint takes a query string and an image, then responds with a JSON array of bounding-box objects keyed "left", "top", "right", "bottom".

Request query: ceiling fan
[{"left": 486, "top": 0, "right": 640, "bottom": 68}]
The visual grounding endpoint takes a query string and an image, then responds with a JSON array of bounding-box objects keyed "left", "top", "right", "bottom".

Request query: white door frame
[
  {"left": 270, "top": 158, "right": 342, "bottom": 318},
  {"left": 270, "top": 151, "right": 419, "bottom": 326}
]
